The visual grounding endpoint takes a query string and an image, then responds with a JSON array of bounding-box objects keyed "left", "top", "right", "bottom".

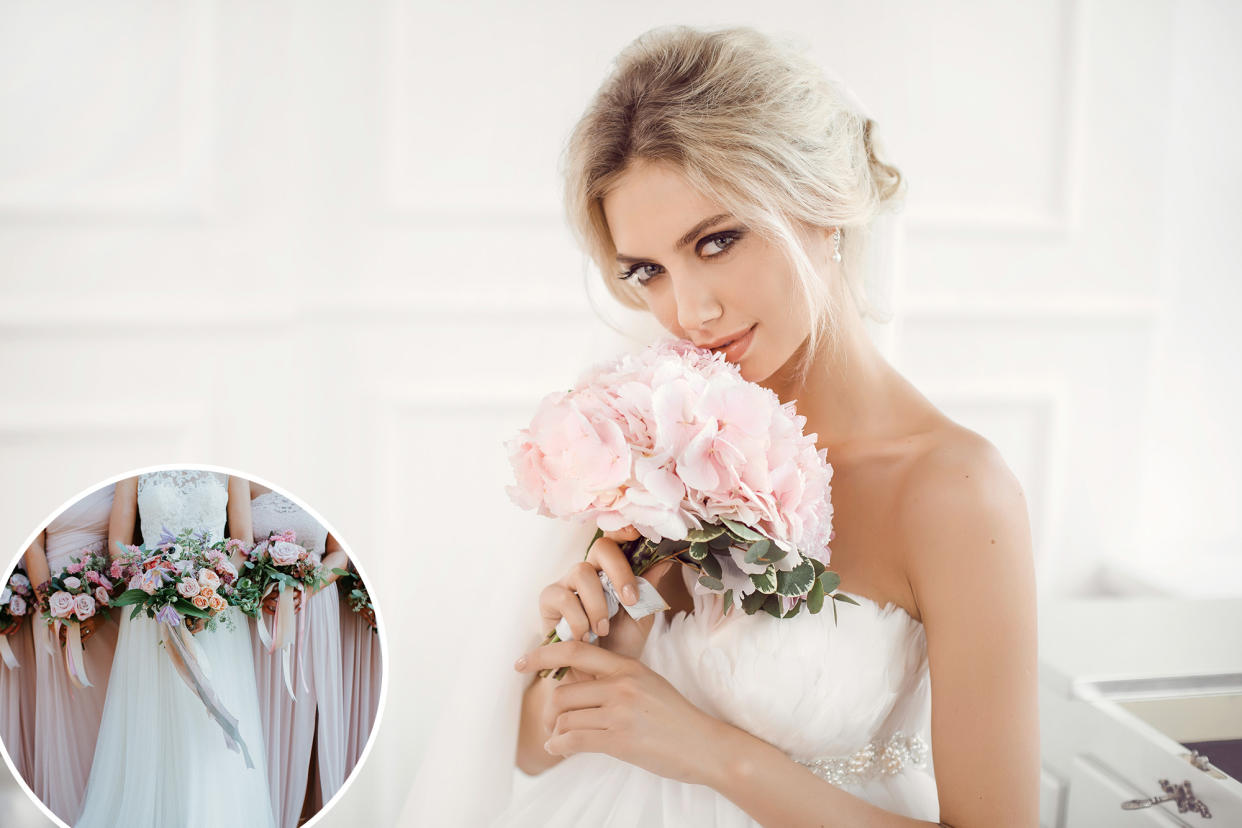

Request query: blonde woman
[{"left": 494, "top": 26, "right": 1038, "bottom": 828}]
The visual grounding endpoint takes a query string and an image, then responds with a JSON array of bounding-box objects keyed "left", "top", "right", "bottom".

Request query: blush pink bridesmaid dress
[
  {"left": 0, "top": 567, "right": 37, "bottom": 789},
  {"left": 250, "top": 491, "right": 347, "bottom": 828},
  {"left": 33, "top": 482, "right": 119, "bottom": 824},
  {"left": 338, "top": 561, "right": 381, "bottom": 778}
]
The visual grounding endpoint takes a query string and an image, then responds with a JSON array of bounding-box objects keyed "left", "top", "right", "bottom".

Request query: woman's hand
[
  {"left": 0, "top": 614, "right": 24, "bottom": 637},
  {"left": 538, "top": 527, "right": 672, "bottom": 661},
  {"left": 261, "top": 587, "right": 303, "bottom": 615},
  {"left": 184, "top": 615, "right": 206, "bottom": 635},
  {"left": 57, "top": 615, "right": 99, "bottom": 645},
  {"left": 514, "top": 639, "right": 733, "bottom": 786}
]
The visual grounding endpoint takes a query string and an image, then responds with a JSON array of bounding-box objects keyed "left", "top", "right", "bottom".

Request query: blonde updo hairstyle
[{"left": 562, "top": 25, "right": 905, "bottom": 363}]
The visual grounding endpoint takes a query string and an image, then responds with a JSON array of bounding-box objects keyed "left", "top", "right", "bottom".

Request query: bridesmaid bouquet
[
  {"left": 507, "top": 340, "right": 855, "bottom": 675},
  {"left": 237, "top": 530, "right": 327, "bottom": 699},
  {"left": 36, "top": 544, "right": 122, "bottom": 688},
  {"left": 110, "top": 526, "right": 257, "bottom": 767},
  {"left": 0, "top": 571, "right": 32, "bottom": 668},
  {"left": 334, "top": 568, "right": 377, "bottom": 632}
]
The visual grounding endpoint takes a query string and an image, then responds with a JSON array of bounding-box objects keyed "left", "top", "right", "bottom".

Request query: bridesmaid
[
  {"left": 249, "top": 484, "right": 348, "bottom": 828},
  {"left": 0, "top": 561, "right": 37, "bottom": 788},
  {"left": 338, "top": 558, "right": 380, "bottom": 778},
  {"left": 23, "top": 483, "right": 119, "bottom": 824}
]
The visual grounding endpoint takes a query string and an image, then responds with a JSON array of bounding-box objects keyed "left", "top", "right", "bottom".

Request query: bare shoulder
[{"left": 894, "top": 425, "right": 1034, "bottom": 619}]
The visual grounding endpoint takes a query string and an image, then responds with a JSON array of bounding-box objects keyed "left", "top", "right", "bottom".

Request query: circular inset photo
[{"left": 0, "top": 465, "right": 385, "bottom": 828}]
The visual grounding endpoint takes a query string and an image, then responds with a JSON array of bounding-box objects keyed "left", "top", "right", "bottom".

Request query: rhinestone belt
[{"left": 795, "top": 731, "right": 930, "bottom": 787}]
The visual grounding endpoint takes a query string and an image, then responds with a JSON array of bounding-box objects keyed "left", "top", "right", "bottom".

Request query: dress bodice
[
  {"left": 641, "top": 567, "right": 934, "bottom": 785},
  {"left": 137, "top": 470, "right": 228, "bottom": 545},
  {"left": 251, "top": 491, "right": 328, "bottom": 559},
  {"left": 44, "top": 483, "right": 115, "bottom": 571}
]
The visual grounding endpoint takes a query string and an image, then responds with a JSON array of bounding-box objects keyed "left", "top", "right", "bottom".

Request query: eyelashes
[{"left": 617, "top": 229, "right": 744, "bottom": 286}]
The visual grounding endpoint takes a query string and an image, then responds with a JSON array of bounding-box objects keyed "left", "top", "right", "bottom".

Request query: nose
[{"left": 672, "top": 271, "right": 723, "bottom": 334}]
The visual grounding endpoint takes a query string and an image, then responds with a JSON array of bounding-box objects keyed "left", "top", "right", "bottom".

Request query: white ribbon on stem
[
  {"left": 0, "top": 633, "right": 18, "bottom": 669},
  {"left": 63, "top": 621, "right": 93, "bottom": 689},
  {"left": 255, "top": 581, "right": 308, "bottom": 701},
  {"left": 159, "top": 616, "right": 255, "bottom": 769}
]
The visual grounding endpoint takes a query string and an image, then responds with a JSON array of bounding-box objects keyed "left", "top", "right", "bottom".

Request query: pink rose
[
  {"left": 73, "top": 594, "right": 96, "bottom": 621},
  {"left": 9, "top": 573, "right": 31, "bottom": 593},
  {"left": 176, "top": 579, "right": 201, "bottom": 598},
  {"left": 48, "top": 591, "right": 76, "bottom": 618},
  {"left": 138, "top": 572, "right": 162, "bottom": 595},
  {"left": 7, "top": 594, "right": 26, "bottom": 616},
  {"left": 62, "top": 576, "right": 82, "bottom": 591},
  {"left": 215, "top": 560, "right": 238, "bottom": 584},
  {"left": 269, "top": 541, "right": 303, "bottom": 567},
  {"left": 94, "top": 586, "right": 110, "bottom": 607}
]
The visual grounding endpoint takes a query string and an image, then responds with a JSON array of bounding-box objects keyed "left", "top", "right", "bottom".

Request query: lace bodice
[
  {"left": 45, "top": 483, "right": 116, "bottom": 570},
  {"left": 641, "top": 567, "right": 934, "bottom": 784},
  {"left": 137, "top": 470, "right": 228, "bottom": 545},
  {"left": 251, "top": 491, "right": 327, "bottom": 558}
]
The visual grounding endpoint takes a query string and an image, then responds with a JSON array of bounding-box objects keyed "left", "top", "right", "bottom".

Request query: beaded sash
[{"left": 795, "top": 731, "right": 930, "bottom": 787}]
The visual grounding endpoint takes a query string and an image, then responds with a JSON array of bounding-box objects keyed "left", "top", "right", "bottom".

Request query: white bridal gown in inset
[
  {"left": 492, "top": 563, "right": 940, "bottom": 827},
  {"left": 77, "top": 470, "right": 276, "bottom": 828}
]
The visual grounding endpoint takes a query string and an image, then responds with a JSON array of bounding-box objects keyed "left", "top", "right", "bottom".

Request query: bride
[
  {"left": 405, "top": 24, "right": 1038, "bottom": 828},
  {"left": 77, "top": 469, "right": 276, "bottom": 828}
]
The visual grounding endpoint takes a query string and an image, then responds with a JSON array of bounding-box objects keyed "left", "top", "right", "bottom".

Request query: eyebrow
[{"left": 614, "top": 213, "right": 733, "bottom": 264}]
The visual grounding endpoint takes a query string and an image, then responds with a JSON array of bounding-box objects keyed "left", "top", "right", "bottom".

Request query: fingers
[
  {"left": 549, "top": 706, "right": 611, "bottom": 738},
  {"left": 514, "top": 638, "right": 630, "bottom": 677},
  {"left": 564, "top": 561, "right": 612, "bottom": 637},
  {"left": 586, "top": 537, "right": 640, "bottom": 607},
  {"left": 542, "top": 677, "right": 623, "bottom": 731},
  {"left": 540, "top": 583, "right": 591, "bottom": 641},
  {"left": 545, "top": 728, "right": 609, "bottom": 758}
]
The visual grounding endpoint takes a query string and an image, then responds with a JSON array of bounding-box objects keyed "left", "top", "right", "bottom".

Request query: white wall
[{"left": 0, "top": 0, "right": 1238, "bottom": 824}]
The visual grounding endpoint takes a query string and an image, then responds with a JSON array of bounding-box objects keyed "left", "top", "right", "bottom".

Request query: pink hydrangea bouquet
[
  {"left": 36, "top": 543, "right": 123, "bottom": 688},
  {"left": 241, "top": 530, "right": 327, "bottom": 698},
  {"left": 0, "top": 570, "right": 33, "bottom": 669},
  {"left": 507, "top": 340, "right": 856, "bottom": 674},
  {"left": 110, "top": 525, "right": 257, "bottom": 767}
]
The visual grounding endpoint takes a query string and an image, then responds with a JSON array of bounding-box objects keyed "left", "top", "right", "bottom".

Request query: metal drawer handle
[{"left": 1121, "top": 779, "right": 1212, "bottom": 818}]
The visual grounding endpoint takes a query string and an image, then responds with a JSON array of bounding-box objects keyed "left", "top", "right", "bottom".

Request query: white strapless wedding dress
[
  {"left": 77, "top": 470, "right": 276, "bottom": 828},
  {"left": 493, "top": 566, "right": 939, "bottom": 826}
]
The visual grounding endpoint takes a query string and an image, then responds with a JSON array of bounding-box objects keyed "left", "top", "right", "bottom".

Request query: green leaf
[
  {"left": 809, "top": 557, "right": 826, "bottom": 576},
  {"left": 330, "top": 568, "right": 351, "bottom": 578},
  {"left": 722, "top": 589, "right": 734, "bottom": 615},
  {"left": 583, "top": 527, "right": 604, "bottom": 561},
  {"left": 111, "top": 589, "right": 149, "bottom": 608},
  {"left": 741, "top": 590, "right": 767, "bottom": 615},
  {"left": 721, "top": 518, "right": 764, "bottom": 542},
  {"left": 697, "top": 575, "right": 724, "bottom": 591},
  {"left": 688, "top": 542, "right": 709, "bottom": 561},
  {"left": 818, "top": 571, "right": 842, "bottom": 594},
  {"left": 699, "top": 552, "right": 722, "bottom": 580},
  {"left": 806, "top": 578, "right": 825, "bottom": 614},
  {"left": 783, "top": 602, "right": 802, "bottom": 619},
  {"left": 707, "top": 533, "right": 733, "bottom": 550},
  {"left": 832, "top": 599, "right": 838, "bottom": 625},
  {"left": 174, "top": 600, "right": 212, "bottom": 619},
  {"left": 832, "top": 592, "right": 860, "bottom": 607},
  {"left": 761, "top": 594, "right": 782, "bottom": 618},
  {"left": 763, "top": 544, "right": 787, "bottom": 564},
  {"left": 776, "top": 560, "right": 816, "bottom": 597},
  {"left": 749, "top": 567, "right": 777, "bottom": 594},
  {"left": 744, "top": 539, "right": 771, "bottom": 564},
  {"left": 686, "top": 526, "right": 725, "bottom": 542},
  {"left": 129, "top": 605, "right": 143, "bottom": 620}
]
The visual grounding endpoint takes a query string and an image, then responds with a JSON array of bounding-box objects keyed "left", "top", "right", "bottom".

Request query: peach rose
[
  {"left": 208, "top": 595, "right": 226, "bottom": 612},
  {"left": 192, "top": 595, "right": 210, "bottom": 610},
  {"left": 197, "top": 568, "right": 221, "bottom": 589}
]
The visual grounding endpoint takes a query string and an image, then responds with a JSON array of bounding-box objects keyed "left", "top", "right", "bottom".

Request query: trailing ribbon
[
  {"left": 0, "top": 634, "right": 18, "bottom": 669},
  {"left": 256, "top": 581, "right": 305, "bottom": 701},
  {"left": 64, "top": 621, "right": 92, "bottom": 689},
  {"left": 33, "top": 612, "right": 54, "bottom": 657},
  {"left": 159, "top": 617, "right": 255, "bottom": 769}
]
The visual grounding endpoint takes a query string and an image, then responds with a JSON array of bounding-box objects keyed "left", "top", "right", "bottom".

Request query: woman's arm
[
  {"left": 708, "top": 439, "right": 1039, "bottom": 827},
  {"left": 319, "top": 533, "right": 347, "bottom": 588},
  {"left": 226, "top": 476, "right": 252, "bottom": 569},
  {"left": 23, "top": 531, "right": 51, "bottom": 593},
  {"left": 108, "top": 477, "right": 139, "bottom": 561}
]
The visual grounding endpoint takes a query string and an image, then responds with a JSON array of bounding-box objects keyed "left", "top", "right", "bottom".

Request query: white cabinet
[{"left": 1039, "top": 598, "right": 1242, "bottom": 827}]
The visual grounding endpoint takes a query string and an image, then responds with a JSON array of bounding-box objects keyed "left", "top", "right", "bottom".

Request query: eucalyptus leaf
[
  {"left": 721, "top": 518, "right": 764, "bottom": 542},
  {"left": 807, "top": 579, "right": 825, "bottom": 614},
  {"left": 722, "top": 589, "right": 734, "bottom": 615},
  {"left": 697, "top": 575, "right": 724, "bottom": 591},
  {"left": 688, "top": 542, "right": 708, "bottom": 561},
  {"left": 776, "top": 559, "right": 816, "bottom": 597},
  {"left": 832, "top": 593, "right": 860, "bottom": 607},
  {"left": 741, "top": 590, "right": 767, "bottom": 615},
  {"left": 763, "top": 545, "right": 787, "bottom": 564},
  {"left": 761, "top": 594, "right": 782, "bottom": 618},
  {"left": 783, "top": 602, "right": 802, "bottom": 619},
  {"left": 700, "top": 552, "right": 722, "bottom": 580},
  {"left": 744, "top": 539, "right": 771, "bottom": 564},
  {"left": 809, "top": 557, "right": 826, "bottom": 576},
  {"left": 819, "top": 571, "right": 842, "bottom": 594}
]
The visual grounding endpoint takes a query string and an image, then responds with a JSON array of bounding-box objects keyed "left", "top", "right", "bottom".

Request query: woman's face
[{"left": 601, "top": 160, "right": 822, "bottom": 383}]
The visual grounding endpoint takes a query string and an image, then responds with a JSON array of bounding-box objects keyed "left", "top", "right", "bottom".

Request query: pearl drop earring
[{"left": 832, "top": 227, "right": 843, "bottom": 262}]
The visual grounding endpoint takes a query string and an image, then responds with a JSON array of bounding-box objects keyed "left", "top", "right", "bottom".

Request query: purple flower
[
  {"left": 155, "top": 605, "right": 182, "bottom": 625},
  {"left": 158, "top": 525, "right": 176, "bottom": 547}
]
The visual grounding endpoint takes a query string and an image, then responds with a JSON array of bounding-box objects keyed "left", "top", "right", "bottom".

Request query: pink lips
[{"left": 707, "top": 324, "right": 755, "bottom": 363}]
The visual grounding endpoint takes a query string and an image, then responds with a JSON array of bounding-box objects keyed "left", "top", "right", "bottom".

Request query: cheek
[{"left": 642, "top": 289, "right": 684, "bottom": 336}]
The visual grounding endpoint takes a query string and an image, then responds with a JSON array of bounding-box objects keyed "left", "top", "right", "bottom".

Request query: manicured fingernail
[
  {"left": 622, "top": 584, "right": 637, "bottom": 604},
  {"left": 598, "top": 618, "right": 609, "bottom": 636},
  {"left": 543, "top": 740, "right": 552, "bottom": 753},
  {"left": 513, "top": 655, "right": 527, "bottom": 670}
]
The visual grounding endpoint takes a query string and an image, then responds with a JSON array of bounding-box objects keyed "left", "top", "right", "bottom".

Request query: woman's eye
[
  {"left": 619, "top": 263, "right": 663, "bottom": 285},
  {"left": 700, "top": 231, "right": 739, "bottom": 256}
]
